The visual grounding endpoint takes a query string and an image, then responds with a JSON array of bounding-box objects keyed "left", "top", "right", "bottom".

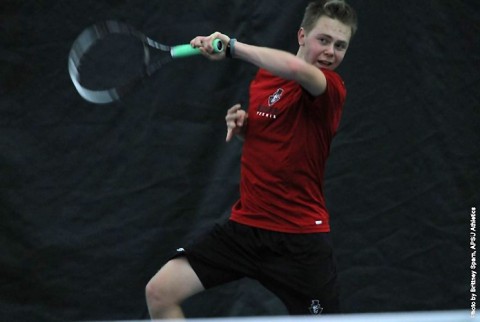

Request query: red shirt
[{"left": 230, "top": 68, "right": 346, "bottom": 233}]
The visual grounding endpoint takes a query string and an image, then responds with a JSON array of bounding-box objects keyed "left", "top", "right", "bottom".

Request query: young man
[{"left": 146, "top": 0, "right": 357, "bottom": 318}]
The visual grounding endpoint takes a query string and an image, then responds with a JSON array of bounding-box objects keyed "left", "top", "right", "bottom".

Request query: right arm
[
  {"left": 233, "top": 41, "right": 327, "bottom": 97},
  {"left": 191, "top": 32, "right": 327, "bottom": 97}
]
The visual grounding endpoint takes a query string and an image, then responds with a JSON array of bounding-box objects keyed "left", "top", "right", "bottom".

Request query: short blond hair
[{"left": 300, "top": 0, "right": 358, "bottom": 38}]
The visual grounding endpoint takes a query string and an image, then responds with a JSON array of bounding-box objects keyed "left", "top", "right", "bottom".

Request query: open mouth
[{"left": 317, "top": 60, "right": 333, "bottom": 67}]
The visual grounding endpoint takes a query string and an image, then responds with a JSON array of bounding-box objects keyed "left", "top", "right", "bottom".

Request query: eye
[
  {"left": 335, "top": 43, "right": 347, "bottom": 51},
  {"left": 318, "top": 37, "right": 330, "bottom": 45}
]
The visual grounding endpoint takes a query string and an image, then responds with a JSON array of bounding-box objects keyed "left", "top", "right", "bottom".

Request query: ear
[{"left": 298, "top": 27, "right": 306, "bottom": 46}]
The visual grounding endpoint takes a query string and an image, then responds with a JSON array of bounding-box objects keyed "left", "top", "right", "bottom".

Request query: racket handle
[{"left": 171, "top": 39, "right": 224, "bottom": 58}]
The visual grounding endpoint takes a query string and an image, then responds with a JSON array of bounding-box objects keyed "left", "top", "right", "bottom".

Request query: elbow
[
  {"left": 286, "top": 58, "right": 326, "bottom": 96},
  {"left": 285, "top": 59, "right": 305, "bottom": 80}
]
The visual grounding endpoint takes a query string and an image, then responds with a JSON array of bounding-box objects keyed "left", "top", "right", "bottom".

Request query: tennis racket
[{"left": 68, "top": 20, "right": 223, "bottom": 104}]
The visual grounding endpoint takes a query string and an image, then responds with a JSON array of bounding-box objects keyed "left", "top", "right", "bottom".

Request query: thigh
[
  {"left": 148, "top": 257, "right": 205, "bottom": 302},
  {"left": 263, "top": 274, "right": 339, "bottom": 315},
  {"left": 177, "top": 221, "right": 260, "bottom": 289},
  {"left": 259, "top": 233, "right": 340, "bottom": 315}
]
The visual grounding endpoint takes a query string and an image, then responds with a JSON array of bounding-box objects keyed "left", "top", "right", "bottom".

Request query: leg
[
  {"left": 145, "top": 257, "right": 205, "bottom": 319},
  {"left": 258, "top": 232, "right": 339, "bottom": 315}
]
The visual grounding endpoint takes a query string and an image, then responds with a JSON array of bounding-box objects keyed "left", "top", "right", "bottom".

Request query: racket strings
[{"left": 68, "top": 20, "right": 176, "bottom": 104}]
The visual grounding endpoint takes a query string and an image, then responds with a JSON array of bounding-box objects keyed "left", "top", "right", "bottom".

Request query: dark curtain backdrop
[{"left": 1, "top": 0, "right": 479, "bottom": 321}]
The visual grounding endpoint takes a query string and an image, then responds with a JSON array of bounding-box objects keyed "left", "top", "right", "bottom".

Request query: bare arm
[
  {"left": 234, "top": 41, "right": 327, "bottom": 96},
  {"left": 191, "top": 33, "right": 327, "bottom": 96}
]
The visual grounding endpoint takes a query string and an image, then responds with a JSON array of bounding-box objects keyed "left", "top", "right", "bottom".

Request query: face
[{"left": 298, "top": 16, "right": 351, "bottom": 70}]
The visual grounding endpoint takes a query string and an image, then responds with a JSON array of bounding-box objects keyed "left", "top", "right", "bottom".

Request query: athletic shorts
[{"left": 172, "top": 220, "right": 339, "bottom": 315}]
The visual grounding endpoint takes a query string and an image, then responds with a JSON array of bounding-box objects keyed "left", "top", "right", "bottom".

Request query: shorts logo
[{"left": 309, "top": 299, "right": 323, "bottom": 315}]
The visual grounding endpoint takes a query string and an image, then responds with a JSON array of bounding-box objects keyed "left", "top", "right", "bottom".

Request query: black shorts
[{"left": 173, "top": 220, "right": 339, "bottom": 315}]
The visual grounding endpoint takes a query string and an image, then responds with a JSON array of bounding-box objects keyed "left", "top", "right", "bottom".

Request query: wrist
[{"left": 226, "top": 38, "right": 237, "bottom": 58}]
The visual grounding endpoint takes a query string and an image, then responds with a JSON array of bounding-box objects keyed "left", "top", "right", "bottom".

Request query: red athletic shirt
[{"left": 230, "top": 68, "right": 346, "bottom": 233}]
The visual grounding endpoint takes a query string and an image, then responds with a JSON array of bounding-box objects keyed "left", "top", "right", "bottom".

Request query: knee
[
  {"left": 145, "top": 275, "right": 186, "bottom": 319},
  {"left": 145, "top": 257, "right": 203, "bottom": 310},
  {"left": 145, "top": 277, "right": 171, "bottom": 308}
]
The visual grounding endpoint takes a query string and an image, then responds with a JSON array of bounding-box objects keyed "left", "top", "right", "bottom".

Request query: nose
[{"left": 324, "top": 44, "right": 335, "bottom": 56}]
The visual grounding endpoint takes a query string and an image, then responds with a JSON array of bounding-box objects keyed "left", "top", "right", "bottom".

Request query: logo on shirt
[
  {"left": 268, "top": 88, "right": 283, "bottom": 106},
  {"left": 256, "top": 105, "right": 279, "bottom": 119},
  {"left": 256, "top": 88, "right": 283, "bottom": 119}
]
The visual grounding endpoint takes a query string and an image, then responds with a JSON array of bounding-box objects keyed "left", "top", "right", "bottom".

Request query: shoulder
[
  {"left": 322, "top": 69, "right": 345, "bottom": 91},
  {"left": 319, "top": 69, "right": 346, "bottom": 102}
]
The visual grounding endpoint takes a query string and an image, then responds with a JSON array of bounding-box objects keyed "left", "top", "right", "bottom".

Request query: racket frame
[{"left": 68, "top": 21, "right": 224, "bottom": 104}]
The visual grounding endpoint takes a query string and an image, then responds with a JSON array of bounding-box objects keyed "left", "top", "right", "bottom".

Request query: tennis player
[{"left": 146, "top": 0, "right": 358, "bottom": 318}]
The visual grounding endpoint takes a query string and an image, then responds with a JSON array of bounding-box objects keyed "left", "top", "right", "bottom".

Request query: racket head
[
  {"left": 68, "top": 21, "right": 170, "bottom": 104},
  {"left": 68, "top": 20, "right": 224, "bottom": 104}
]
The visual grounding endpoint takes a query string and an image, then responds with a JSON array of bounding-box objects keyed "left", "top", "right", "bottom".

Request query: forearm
[
  {"left": 231, "top": 40, "right": 326, "bottom": 96},
  {"left": 190, "top": 32, "right": 326, "bottom": 96},
  {"left": 233, "top": 41, "right": 305, "bottom": 81}
]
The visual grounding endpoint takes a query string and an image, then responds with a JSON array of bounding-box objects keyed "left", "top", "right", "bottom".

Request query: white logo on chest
[{"left": 268, "top": 88, "right": 284, "bottom": 106}]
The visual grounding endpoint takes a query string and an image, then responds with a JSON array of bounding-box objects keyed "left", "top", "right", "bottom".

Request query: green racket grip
[{"left": 170, "top": 39, "right": 224, "bottom": 58}]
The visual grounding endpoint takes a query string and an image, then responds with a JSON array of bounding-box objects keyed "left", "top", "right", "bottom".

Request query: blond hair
[{"left": 300, "top": 0, "right": 358, "bottom": 38}]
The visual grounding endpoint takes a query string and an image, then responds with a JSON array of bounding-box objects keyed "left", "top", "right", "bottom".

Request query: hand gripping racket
[{"left": 68, "top": 20, "right": 223, "bottom": 104}]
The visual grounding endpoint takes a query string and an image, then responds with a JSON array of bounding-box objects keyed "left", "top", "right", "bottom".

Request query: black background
[{"left": 1, "top": 0, "right": 479, "bottom": 320}]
